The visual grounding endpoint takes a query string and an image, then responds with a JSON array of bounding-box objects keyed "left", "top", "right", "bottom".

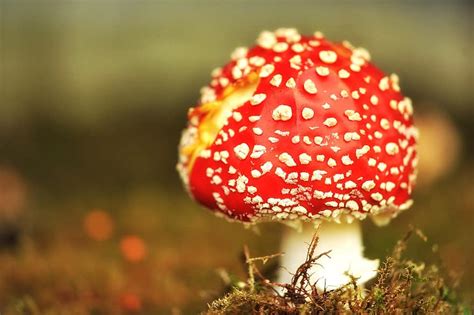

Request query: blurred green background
[{"left": 0, "top": 1, "right": 473, "bottom": 314}]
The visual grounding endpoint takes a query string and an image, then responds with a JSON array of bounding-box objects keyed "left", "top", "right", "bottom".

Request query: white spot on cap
[
  {"left": 341, "top": 155, "right": 354, "bottom": 165},
  {"left": 391, "top": 74, "right": 401, "bottom": 91},
  {"left": 316, "top": 66, "right": 330, "bottom": 76},
  {"left": 368, "top": 158, "right": 377, "bottom": 167},
  {"left": 259, "top": 64, "right": 275, "bottom": 78},
  {"left": 350, "top": 64, "right": 361, "bottom": 72},
  {"left": 300, "top": 172, "right": 309, "bottom": 181},
  {"left": 345, "top": 200, "right": 359, "bottom": 211},
  {"left": 199, "top": 149, "right": 211, "bottom": 159},
  {"left": 234, "top": 143, "right": 250, "bottom": 160},
  {"left": 338, "top": 69, "right": 350, "bottom": 79},
  {"left": 299, "top": 153, "right": 312, "bottom": 164},
  {"left": 250, "top": 145, "right": 266, "bottom": 159},
  {"left": 293, "top": 205, "right": 307, "bottom": 214},
  {"left": 247, "top": 186, "right": 257, "bottom": 194},
  {"left": 251, "top": 169, "right": 262, "bottom": 178},
  {"left": 274, "top": 130, "right": 289, "bottom": 136},
  {"left": 270, "top": 74, "right": 282, "bottom": 87},
  {"left": 385, "top": 181, "right": 396, "bottom": 192},
  {"left": 272, "top": 105, "right": 293, "bottom": 121},
  {"left": 327, "top": 158, "right": 337, "bottom": 167},
  {"left": 257, "top": 31, "right": 277, "bottom": 49},
  {"left": 390, "top": 167, "right": 400, "bottom": 175},
  {"left": 380, "top": 118, "right": 390, "bottom": 130},
  {"left": 377, "top": 162, "right": 387, "bottom": 172},
  {"left": 344, "top": 110, "right": 362, "bottom": 121},
  {"left": 250, "top": 93, "right": 266, "bottom": 105},
  {"left": 249, "top": 56, "right": 265, "bottom": 67},
  {"left": 344, "top": 132, "right": 360, "bottom": 142},
  {"left": 345, "top": 181, "right": 357, "bottom": 189},
  {"left": 323, "top": 117, "right": 338, "bottom": 127},
  {"left": 261, "top": 161, "right": 273, "bottom": 173},
  {"left": 314, "top": 136, "right": 323, "bottom": 145},
  {"left": 356, "top": 145, "right": 370, "bottom": 158},
  {"left": 206, "top": 167, "right": 214, "bottom": 177},
  {"left": 211, "top": 175, "right": 222, "bottom": 185},
  {"left": 325, "top": 201, "right": 338, "bottom": 208},
  {"left": 252, "top": 127, "right": 263, "bottom": 135},
  {"left": 211, "top": 67, "right": 222, "bottom": 77},
  {"left": 279, "top": 152, "right": 297, "bottom": 167},
  {"left": 232, "top": 112, "right": 242, "bottom": 122},
  {"left": 289, "top": 55, "right": 302, "bottom": 67},
  {"left": 319, "top": 50, "right": 338, "bottom": 64},
  {"left": 302, "top": 107, "right": 314, "bottom": 120},
  {"left": 371, "top": 192, "right": 383, "bottom": 201},
  {"left": 231, "top": 66, "right": 242, "bottom": 79},
  {"left": 275, "top": 167, "right": 286, "bottom": 179},
  {"left": 273, "top": 42, "right": 289, "bottom": 53},
  {"left": 313, "top": 190, "right": 324, "bottom": 199},
  {"left": 314, "top": 31, "right": 324, "bottom": 38},
  {"left": 309, "top": 171, "right": 322, "bottom": 183},
  {"left": 285, "top": 78, "right": 296, "bottom": 88},
  {"left": 370, "top": 95, "right": 379, "bottom": 105},
  {"left": 379, "top": 77, "right": 390, "bottom": 91},
  {"left": 362, "top": 180, "right": 376, "bottom": 191},
  {"left": 303, "top": 79, "right": 318, "bottom": 94},
  {"left": 291, "top": 43, "right": 304, "bottom": 53},
  {"left": 236, "top": 175, "right": 248, "bottom": 193},
  {"left": 249, "top": 115, "right": 261, "bottom": 122},
  {"left": 385, "top": 142, "right": 399, "bottom": 155},
  {"left": 333, "top": 174, "right": 344, "bottom": 182}
]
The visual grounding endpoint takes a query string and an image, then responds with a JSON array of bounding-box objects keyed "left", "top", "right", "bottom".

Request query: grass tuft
[{"left": 206, "top": 228, "right": 470, "bottom": 314}]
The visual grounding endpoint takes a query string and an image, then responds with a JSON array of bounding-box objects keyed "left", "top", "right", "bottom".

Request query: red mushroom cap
[{"left": 178, "top": 28, "right": 418, "bottom": 224}]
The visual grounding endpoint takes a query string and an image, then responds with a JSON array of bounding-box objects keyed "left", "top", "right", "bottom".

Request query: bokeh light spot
[
  {"left": 120, "top": 235, "right": 147, "bottom": 262},
  {"left": 83, "top": 209, "right": 114, "bottom": 241}
]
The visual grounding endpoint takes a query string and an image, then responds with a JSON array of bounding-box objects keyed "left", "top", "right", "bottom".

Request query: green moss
[{"left": 205, "top": 229, "right": 470, "bottom": 314}]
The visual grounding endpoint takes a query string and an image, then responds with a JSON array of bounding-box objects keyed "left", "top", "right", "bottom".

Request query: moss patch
[{"left": 206, "top": 229, "right": 470, "bottom": 314}]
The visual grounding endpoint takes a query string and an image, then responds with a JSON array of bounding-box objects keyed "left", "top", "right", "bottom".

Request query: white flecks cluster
[{"left": 178, "top": 28, "right": 417, "bottom": 225}]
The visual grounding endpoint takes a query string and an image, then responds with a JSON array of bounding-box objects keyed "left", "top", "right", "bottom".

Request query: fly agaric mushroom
[{"left": 178, "top": 28, "right": 418, "bottom": 291}]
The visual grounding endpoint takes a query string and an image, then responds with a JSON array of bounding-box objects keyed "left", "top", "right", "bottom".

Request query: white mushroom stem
[{"left": 277, "top": 220, "right": 379, "bottom": 292}]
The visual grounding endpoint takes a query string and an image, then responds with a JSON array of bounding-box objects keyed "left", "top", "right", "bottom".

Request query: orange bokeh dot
[
  {"left": 83, "top": 209, "right": 114, "bottom": 241},
  {"left": 119, "top": 292, "right": 142, "bottom": 312},
  {"left": 120, "top": 235, "right": 147, "bottom": 262}
]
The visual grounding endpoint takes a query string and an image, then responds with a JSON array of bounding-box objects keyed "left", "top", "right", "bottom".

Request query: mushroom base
[{"left": 277, "top": 220, "right": 379, "bottom": 292}]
